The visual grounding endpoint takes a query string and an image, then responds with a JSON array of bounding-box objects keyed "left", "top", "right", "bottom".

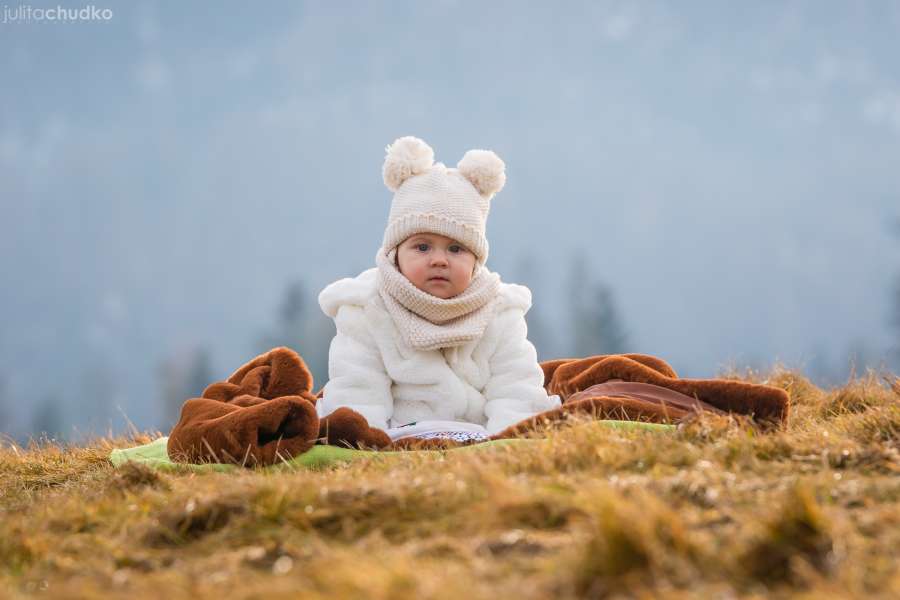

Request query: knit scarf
[{"left": 375, "top": 247, "right": 501, "bottom": 351}]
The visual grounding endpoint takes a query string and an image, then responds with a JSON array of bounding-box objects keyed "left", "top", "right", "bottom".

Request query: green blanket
[{"left": 110, "top": 420, "right": 674, "bottom": 472}]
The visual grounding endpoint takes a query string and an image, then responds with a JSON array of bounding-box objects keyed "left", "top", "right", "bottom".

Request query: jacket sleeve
[
  {"left": 482, "top": 307, "right": 562, "bottom": 434},
  {"left": 317, "top": 304, "right": 394, "bottom": 431}
]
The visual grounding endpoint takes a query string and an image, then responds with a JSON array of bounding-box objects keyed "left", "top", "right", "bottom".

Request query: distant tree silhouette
[
  {"left": 159, "top": 346, "right": 213, "bottom": 430},
  {"left": 258, "top": 279, "right": 333, "bottom": 394},
  {"left": 30, "top": 392, "right": 64, "bottom": 441},
  {"left": 806, "top": 346, "right": 837, "bottom": 388},
  {"left": 890, "top": 217, "right": 900, "bottom": 371},
  {"left": 889, "top": 276, "right": 900, "bottom": 371},
  {"left": 526, "top": 303, "right": 558, "bottom": 361},
  {"left": 188, "top": 348, "right": 214, "bottom": 398},
  {"left": 566, "top": 252, "right": 630, "bottom": 357},
  {"left": 0, "top": 373, "right": 10, "bottom": 435},
  {"left": 512, "top": 253, "right": 558, "bottom": 361},
  {"left": 80, "top": 359, "right": 117, "bottom": 436}
]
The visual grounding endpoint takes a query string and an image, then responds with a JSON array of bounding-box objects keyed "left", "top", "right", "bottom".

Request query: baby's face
[{"left": 396, "top": 233, "right": 477, "bottom": 299}]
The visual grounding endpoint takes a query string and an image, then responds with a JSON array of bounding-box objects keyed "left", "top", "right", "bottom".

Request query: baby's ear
[
  {"left": 457, "top": 149, "right": 506, "bottom": 198},
  {"left": 383, "top": 136, "right": 434, "bottom": 191}
]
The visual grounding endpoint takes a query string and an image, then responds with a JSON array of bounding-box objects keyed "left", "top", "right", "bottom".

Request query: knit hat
[{"left": 381, "top": 136, "right": 506, "bottom": 265}]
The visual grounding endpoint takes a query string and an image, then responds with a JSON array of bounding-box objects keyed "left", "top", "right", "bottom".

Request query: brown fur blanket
[{"left": 167, "top": 347, "right": 789, "bottom": 466}]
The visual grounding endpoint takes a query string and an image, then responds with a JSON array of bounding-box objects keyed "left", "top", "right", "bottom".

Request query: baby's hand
[{"left": 319, "top": 407, "right": 391, "bottom": 449}]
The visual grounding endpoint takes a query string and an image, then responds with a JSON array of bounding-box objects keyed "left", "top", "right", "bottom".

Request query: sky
[{"left": 2, "top": 0, "right": 899, "bottom": 442}]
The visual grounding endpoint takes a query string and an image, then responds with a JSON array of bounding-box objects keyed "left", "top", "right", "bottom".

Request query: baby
[{"left": 317, "top": 136, "right": 561, "bottom": 437}]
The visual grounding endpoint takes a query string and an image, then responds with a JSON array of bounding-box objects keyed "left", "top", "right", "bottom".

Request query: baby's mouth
[{"left": 428, "top": 277, "right": 449, "bottom": 282}]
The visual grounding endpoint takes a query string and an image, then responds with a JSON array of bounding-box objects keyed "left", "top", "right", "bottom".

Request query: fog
[{"left": 2, "top": 1, "right": 899, "bottom": 443}]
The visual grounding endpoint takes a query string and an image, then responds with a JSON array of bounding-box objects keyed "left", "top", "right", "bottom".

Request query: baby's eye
[
  {"left": 416, "top": 243, "right": 429, "bottom": 252},
  {"left": 449, "top": 245, "right": 462, "bottom": 253}
]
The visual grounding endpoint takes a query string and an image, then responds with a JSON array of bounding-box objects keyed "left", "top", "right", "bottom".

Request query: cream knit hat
[{"left": 381, "top": 136, "right": 506, "bottom": 265}]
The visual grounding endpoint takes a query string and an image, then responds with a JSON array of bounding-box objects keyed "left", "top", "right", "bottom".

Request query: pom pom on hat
[
  {"left": 382, "top": 136, "right": 434, "bottom": 192},
  {"left": 457, "top": 149, "right": 506, "bottom": 198}
]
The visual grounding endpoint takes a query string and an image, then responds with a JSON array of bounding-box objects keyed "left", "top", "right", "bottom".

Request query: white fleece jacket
[{"left": 317, "top": 268, "right": 562, "bottom": 434}]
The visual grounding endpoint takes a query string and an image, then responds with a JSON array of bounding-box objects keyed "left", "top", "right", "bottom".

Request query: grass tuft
[
  {"left": 740, "top": 483, "right": 835, "bottom": 586},
  {"left": 820, "top": 369, "right": 896, "bottom": 418},
  {"left": 144, "top": 494, "right": 248, "bottom": 546},
  {"left": 109, "top": 461, "right": 171, "bottom": 492},
  {"left": 570, "top": 488, "right": 700, "bottom": 598}
]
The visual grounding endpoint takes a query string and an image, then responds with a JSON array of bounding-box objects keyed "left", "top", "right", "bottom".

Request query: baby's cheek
[{"left": 455, "top": 271, "right": 473, "bottom": 290}]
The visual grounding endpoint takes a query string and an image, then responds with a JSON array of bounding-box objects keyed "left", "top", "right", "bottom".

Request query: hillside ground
[{"left": 1, "top": 366, "right": 898, "bottom": 598}]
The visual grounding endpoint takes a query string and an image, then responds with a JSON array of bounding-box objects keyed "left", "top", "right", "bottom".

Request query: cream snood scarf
[{"left": 375, "top": 248, "right": 501, "bottom": 351}]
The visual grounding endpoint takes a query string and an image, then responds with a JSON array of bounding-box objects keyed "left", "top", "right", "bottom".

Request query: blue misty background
[{"left": 2, "top": 1, "right": 899, "bottom": 443}]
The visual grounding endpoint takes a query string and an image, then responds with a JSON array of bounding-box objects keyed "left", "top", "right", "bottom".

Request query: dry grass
[{"left": 1, "top": 368, "right": 899, "bottom": 599}]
